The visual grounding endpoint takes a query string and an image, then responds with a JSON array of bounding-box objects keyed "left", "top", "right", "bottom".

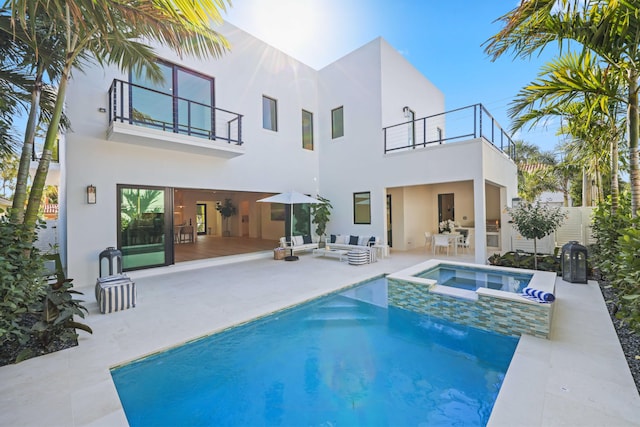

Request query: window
[
  {"left": 262, "top": 95, "right": 278, "bottom": 131},
  {"left": 302, "top": 109, "right": 314, "bottom": 150},
  {"left": 332, "top": 106, "right": 344, "bottom": 139},
  {"left": 130, "top": 61, "right": 214, "bottom": 138},
  {"left": 353, "top": 192, "right": 371, "bottom": 224}
]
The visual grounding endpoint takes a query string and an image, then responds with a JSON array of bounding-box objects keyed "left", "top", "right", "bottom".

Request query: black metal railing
[
  {"left": 383, "top": 103, "right": 515, "bottom": 159},
  {"left": 108, "top": 79, "right": 243, "bottom": 145}
]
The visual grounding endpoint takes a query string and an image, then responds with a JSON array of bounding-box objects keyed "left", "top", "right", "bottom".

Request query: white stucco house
[{"left": 55, "top": 22, "right": 517, "bottom": 285}]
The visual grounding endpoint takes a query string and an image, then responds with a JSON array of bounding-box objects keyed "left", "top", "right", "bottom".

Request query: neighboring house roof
[{"left": 518, "top": 162, "right": 551, "bottom": 173}]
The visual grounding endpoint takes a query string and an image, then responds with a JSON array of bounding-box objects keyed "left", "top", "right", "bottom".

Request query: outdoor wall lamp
[
  {"left": 512, "top": 197, "right": 521, "bottom": 207},
  {"left": 87, "top": 185, "right": 97, "bottom": 204},
  {"left": 403, "top": 106, "right": 411, "bottom": 118}
]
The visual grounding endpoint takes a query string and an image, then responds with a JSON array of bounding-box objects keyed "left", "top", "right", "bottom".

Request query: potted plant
[
  {"left": 311, "top": 195, "right": 332, "bottom": 246},
  {"left": 438, "top": 219, "right": 457, "bottom": 233},
  {"left": 216, "top": 198, "right": 237, "bottom": 237}
]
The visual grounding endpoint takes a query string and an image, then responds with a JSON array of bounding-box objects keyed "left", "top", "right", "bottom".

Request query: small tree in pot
[
  {"left": 216, "top": 198, "right": 237, "bottom": 237},
  {"left": 508, "top": 201, "right": 566, "bottom": 270},
  {"left": 311, "top": 195, "right": 332, "bottom": 245}
]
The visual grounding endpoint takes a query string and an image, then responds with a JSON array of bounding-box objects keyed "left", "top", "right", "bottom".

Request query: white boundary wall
[{"left": 507, "top": 207, "right": 595, "bottom": 254}]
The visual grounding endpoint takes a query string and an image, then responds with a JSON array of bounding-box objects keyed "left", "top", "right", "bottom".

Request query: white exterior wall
[
  {"left": 61, "top": 24, "right": 518, "bottom": 284},
  {"left": 317, "top": 38, "right": 447, "bottom": 240},
  {"left": 64, "top": 23, "right": 320, "bottom": 282}
]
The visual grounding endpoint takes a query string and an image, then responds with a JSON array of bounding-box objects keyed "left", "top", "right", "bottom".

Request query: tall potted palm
[
  {"left": 311, "top": 195, "right": 332, "bottom": 246},
  {"left": 216, "top": 198, "right": 237, "bottom": 237}
]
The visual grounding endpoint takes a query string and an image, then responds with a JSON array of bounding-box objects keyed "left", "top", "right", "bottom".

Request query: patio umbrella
[{"left": 257, "top": 190, "right": 323, "bottom": 242}]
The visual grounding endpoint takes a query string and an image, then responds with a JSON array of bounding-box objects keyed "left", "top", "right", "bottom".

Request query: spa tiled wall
[{"left": 387, "top": 278, "right": 553, "bottom": 338}]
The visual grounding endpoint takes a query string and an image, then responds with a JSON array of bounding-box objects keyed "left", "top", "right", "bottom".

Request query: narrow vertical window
[
  {"left": 331, "top": 106, "right": 344, "bottom": 139},
  {"left": 302, "top": 109, "right": 313, "bottom": 150},
  {"left": 353, "top": 192, "right": 371, "bottom": 224},
  {"left": 262, "top": 95, "right": 278, "bottom": 131}
]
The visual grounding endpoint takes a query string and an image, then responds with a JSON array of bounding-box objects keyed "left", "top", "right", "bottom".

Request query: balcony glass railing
[
  {"left": 108, "top": 79, "right": 243, "bottom": 145},
  {"left": 383, "top": 103, "right": 515, "bottom": 159}
]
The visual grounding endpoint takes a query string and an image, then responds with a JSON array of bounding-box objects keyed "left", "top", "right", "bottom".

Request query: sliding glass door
[{"left": 118, "top": 185, "right": 173, "bottom": 270}]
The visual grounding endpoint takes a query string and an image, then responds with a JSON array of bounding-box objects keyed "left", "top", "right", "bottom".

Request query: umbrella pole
[
  {"left": 284, "top": 204, "right": 298, "bottom": 261},
  {"left": 285, "top": 204, "right": 292, "bottom": 241}
]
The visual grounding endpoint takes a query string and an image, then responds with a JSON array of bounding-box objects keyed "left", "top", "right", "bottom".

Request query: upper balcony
[
  {"left": 383, "top": 103, "right": 515, "bottom": 159},
  {"left": 106, "top": 79, "right": 245, "bottom": 158}
]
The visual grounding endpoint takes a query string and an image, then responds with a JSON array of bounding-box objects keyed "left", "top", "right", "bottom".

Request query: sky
[{"left": 223, "top": 0, "right": 563, "bottom": 153}]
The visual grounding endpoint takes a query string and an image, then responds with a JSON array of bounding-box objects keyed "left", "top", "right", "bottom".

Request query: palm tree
[
  {"left": 506, "top": 51, "right": 626, "bottom": 212},
  {"left": 485, "top": 0, "right": 640, "bottom": 217},
  {"left": 0, "top": 10, "right": 68, "bottom": 222},
  {"left": 5, "top": 0, "right": 231, "bottom": 233},
  {"left": 513, "top": 140, "right": 558, "bottom": 202}
]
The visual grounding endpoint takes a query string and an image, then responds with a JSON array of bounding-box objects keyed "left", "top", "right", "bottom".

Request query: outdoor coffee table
[{"left": 313, "top": 248, "right": 349, "bottom": 262}]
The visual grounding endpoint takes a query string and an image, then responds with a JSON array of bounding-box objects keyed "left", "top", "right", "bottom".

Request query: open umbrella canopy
[
  {"left": 257, "top": 191, "right": 323, "bottom": 205},
  {"left": 257, "top": 191, "right": 324, "bottom": 245}
]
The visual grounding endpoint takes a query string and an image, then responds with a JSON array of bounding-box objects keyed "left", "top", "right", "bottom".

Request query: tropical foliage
[
  {"left": 591, "top": 192, "right": 640, "bottom": 332},
  {"left": 487, "top": 0, "right": 640, "bottom": 331},
  {"left": 0, "top": 0, "right": 232, "bottom": 363}
]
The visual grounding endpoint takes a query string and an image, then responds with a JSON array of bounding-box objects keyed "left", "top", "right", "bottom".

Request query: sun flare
[{"left": 245, "top": 0, "right": 319, "bottom": 54}]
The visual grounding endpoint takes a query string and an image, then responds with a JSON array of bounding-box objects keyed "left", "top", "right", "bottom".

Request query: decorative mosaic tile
[{"left": 387, "top": 278, "right": 552, "bottom": 339}]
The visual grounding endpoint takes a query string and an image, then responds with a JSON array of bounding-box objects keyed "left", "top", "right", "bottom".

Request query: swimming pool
[
  {"left": 415, "top": 263, "right": 533, "bottom": 293},
  {"left": 111, "top": 277, "right": 518, "bottom": 426}
]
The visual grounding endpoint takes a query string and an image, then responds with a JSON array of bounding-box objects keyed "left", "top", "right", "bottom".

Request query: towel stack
[{"left": 522, "top": 287, "right": 555, "bottom": 303}]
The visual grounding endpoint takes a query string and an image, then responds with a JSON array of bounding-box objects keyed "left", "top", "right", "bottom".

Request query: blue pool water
[
  {"left": 416, "top": 264, "right": 533, "bottom": 293},
  {"left": 111, "top": 277, "right": 518, "bottom": 426}
]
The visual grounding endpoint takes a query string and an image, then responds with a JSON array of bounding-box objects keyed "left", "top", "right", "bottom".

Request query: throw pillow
[
  {"left": 292, "top": 236, "right": 303, "bottom": 245},
  {"left": 369, "top": 236, "right": 376, "bottom": 245},
  {"left": 349, "top": 235, "right": 359, "bottom": 245},
  {"left": 303, "top": 235, "right": 312, "bottom": 244},
  {"left": 330, "top": 234, "right": 337, "bottom": 243}
]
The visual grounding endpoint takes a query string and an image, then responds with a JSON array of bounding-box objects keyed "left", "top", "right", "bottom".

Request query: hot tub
[{"left": 386, "top": 260, "right": 557, "bottom": 338}]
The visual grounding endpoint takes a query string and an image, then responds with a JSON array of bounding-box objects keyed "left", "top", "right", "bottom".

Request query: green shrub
[
  {"left": 488, "top": 251, "right": 561, "bottom": 273},
  {"left": 591, "top": 192, "right": 639, "bottom": 332},
  {"left": 32, "top": 277, "right": 92, "bottom": 348},
  {"left": 591, "top": 192, "right": 633, "bottom": 280},
  {"left": 0, "top": 219, "right": 47, "bottom": 345},
  {"left": 610, "top": 222, "right": 640, "bottom": 332}
]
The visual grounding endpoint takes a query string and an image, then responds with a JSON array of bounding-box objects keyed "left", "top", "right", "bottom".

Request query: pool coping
[{"left": 387, "top": 258, "right": 557, "bottom": 304}]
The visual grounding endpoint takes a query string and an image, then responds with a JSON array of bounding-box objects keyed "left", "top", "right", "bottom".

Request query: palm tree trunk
[
  {"left": 628, "top": 69, "right": 640, "bottom": 218},
  {"left": 11, "top": 64, "right": 43, "bottom": 223},
  {"left": 611, "top": 137, "right": 619, "bottom": 214},
  {"left": 595, "top": 163, "right": 603, "bottom": 205},
  {"left": 23, "top": 68, "right": 69, "bottom": 232}
]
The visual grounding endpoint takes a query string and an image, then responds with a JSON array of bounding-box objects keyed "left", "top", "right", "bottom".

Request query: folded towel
[{"left": 522, "top": 287, "right": 555, "bottom": 303}]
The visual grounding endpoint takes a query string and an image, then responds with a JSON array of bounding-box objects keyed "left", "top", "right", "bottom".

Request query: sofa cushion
[
  {"left": 292, "top": 236, "right": 304, "bottom": 245},
  {"left": 330, "top": 234, "right": 337, "bottom": 243},
  {"left": 349, "top": 235, "right": 359, "bottom": 245},
  {"left": 358, "top": 236, "right": 369, "bottom": 246},
  {"left": 336, "top": 235, "right": 348, "bottom": 244},
  {"left": 302, "top": 235, "right": 312, "bottom": 244}
]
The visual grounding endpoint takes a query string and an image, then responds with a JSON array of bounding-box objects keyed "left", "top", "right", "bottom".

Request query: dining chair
[
  {"left": 424, "top": 231, "right": 432, "bottom": 249},
  {"left": 458, "top": 233, "right": 471, "bottom": 253},
  {"left": 179, "top": 225, "right": 194, "bottom": 243},
  {"left": 433, "top": 234, "right": 451, "bottom": 255}
]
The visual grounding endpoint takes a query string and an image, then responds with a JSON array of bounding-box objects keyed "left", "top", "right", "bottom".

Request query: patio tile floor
[{"left": 0, "top": 248, "right": 638, "bottom": 426}]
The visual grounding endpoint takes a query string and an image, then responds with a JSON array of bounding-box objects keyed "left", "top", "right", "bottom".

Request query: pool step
[{"left": 305, "top": 298, "right": 377, "bottom": 324}]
